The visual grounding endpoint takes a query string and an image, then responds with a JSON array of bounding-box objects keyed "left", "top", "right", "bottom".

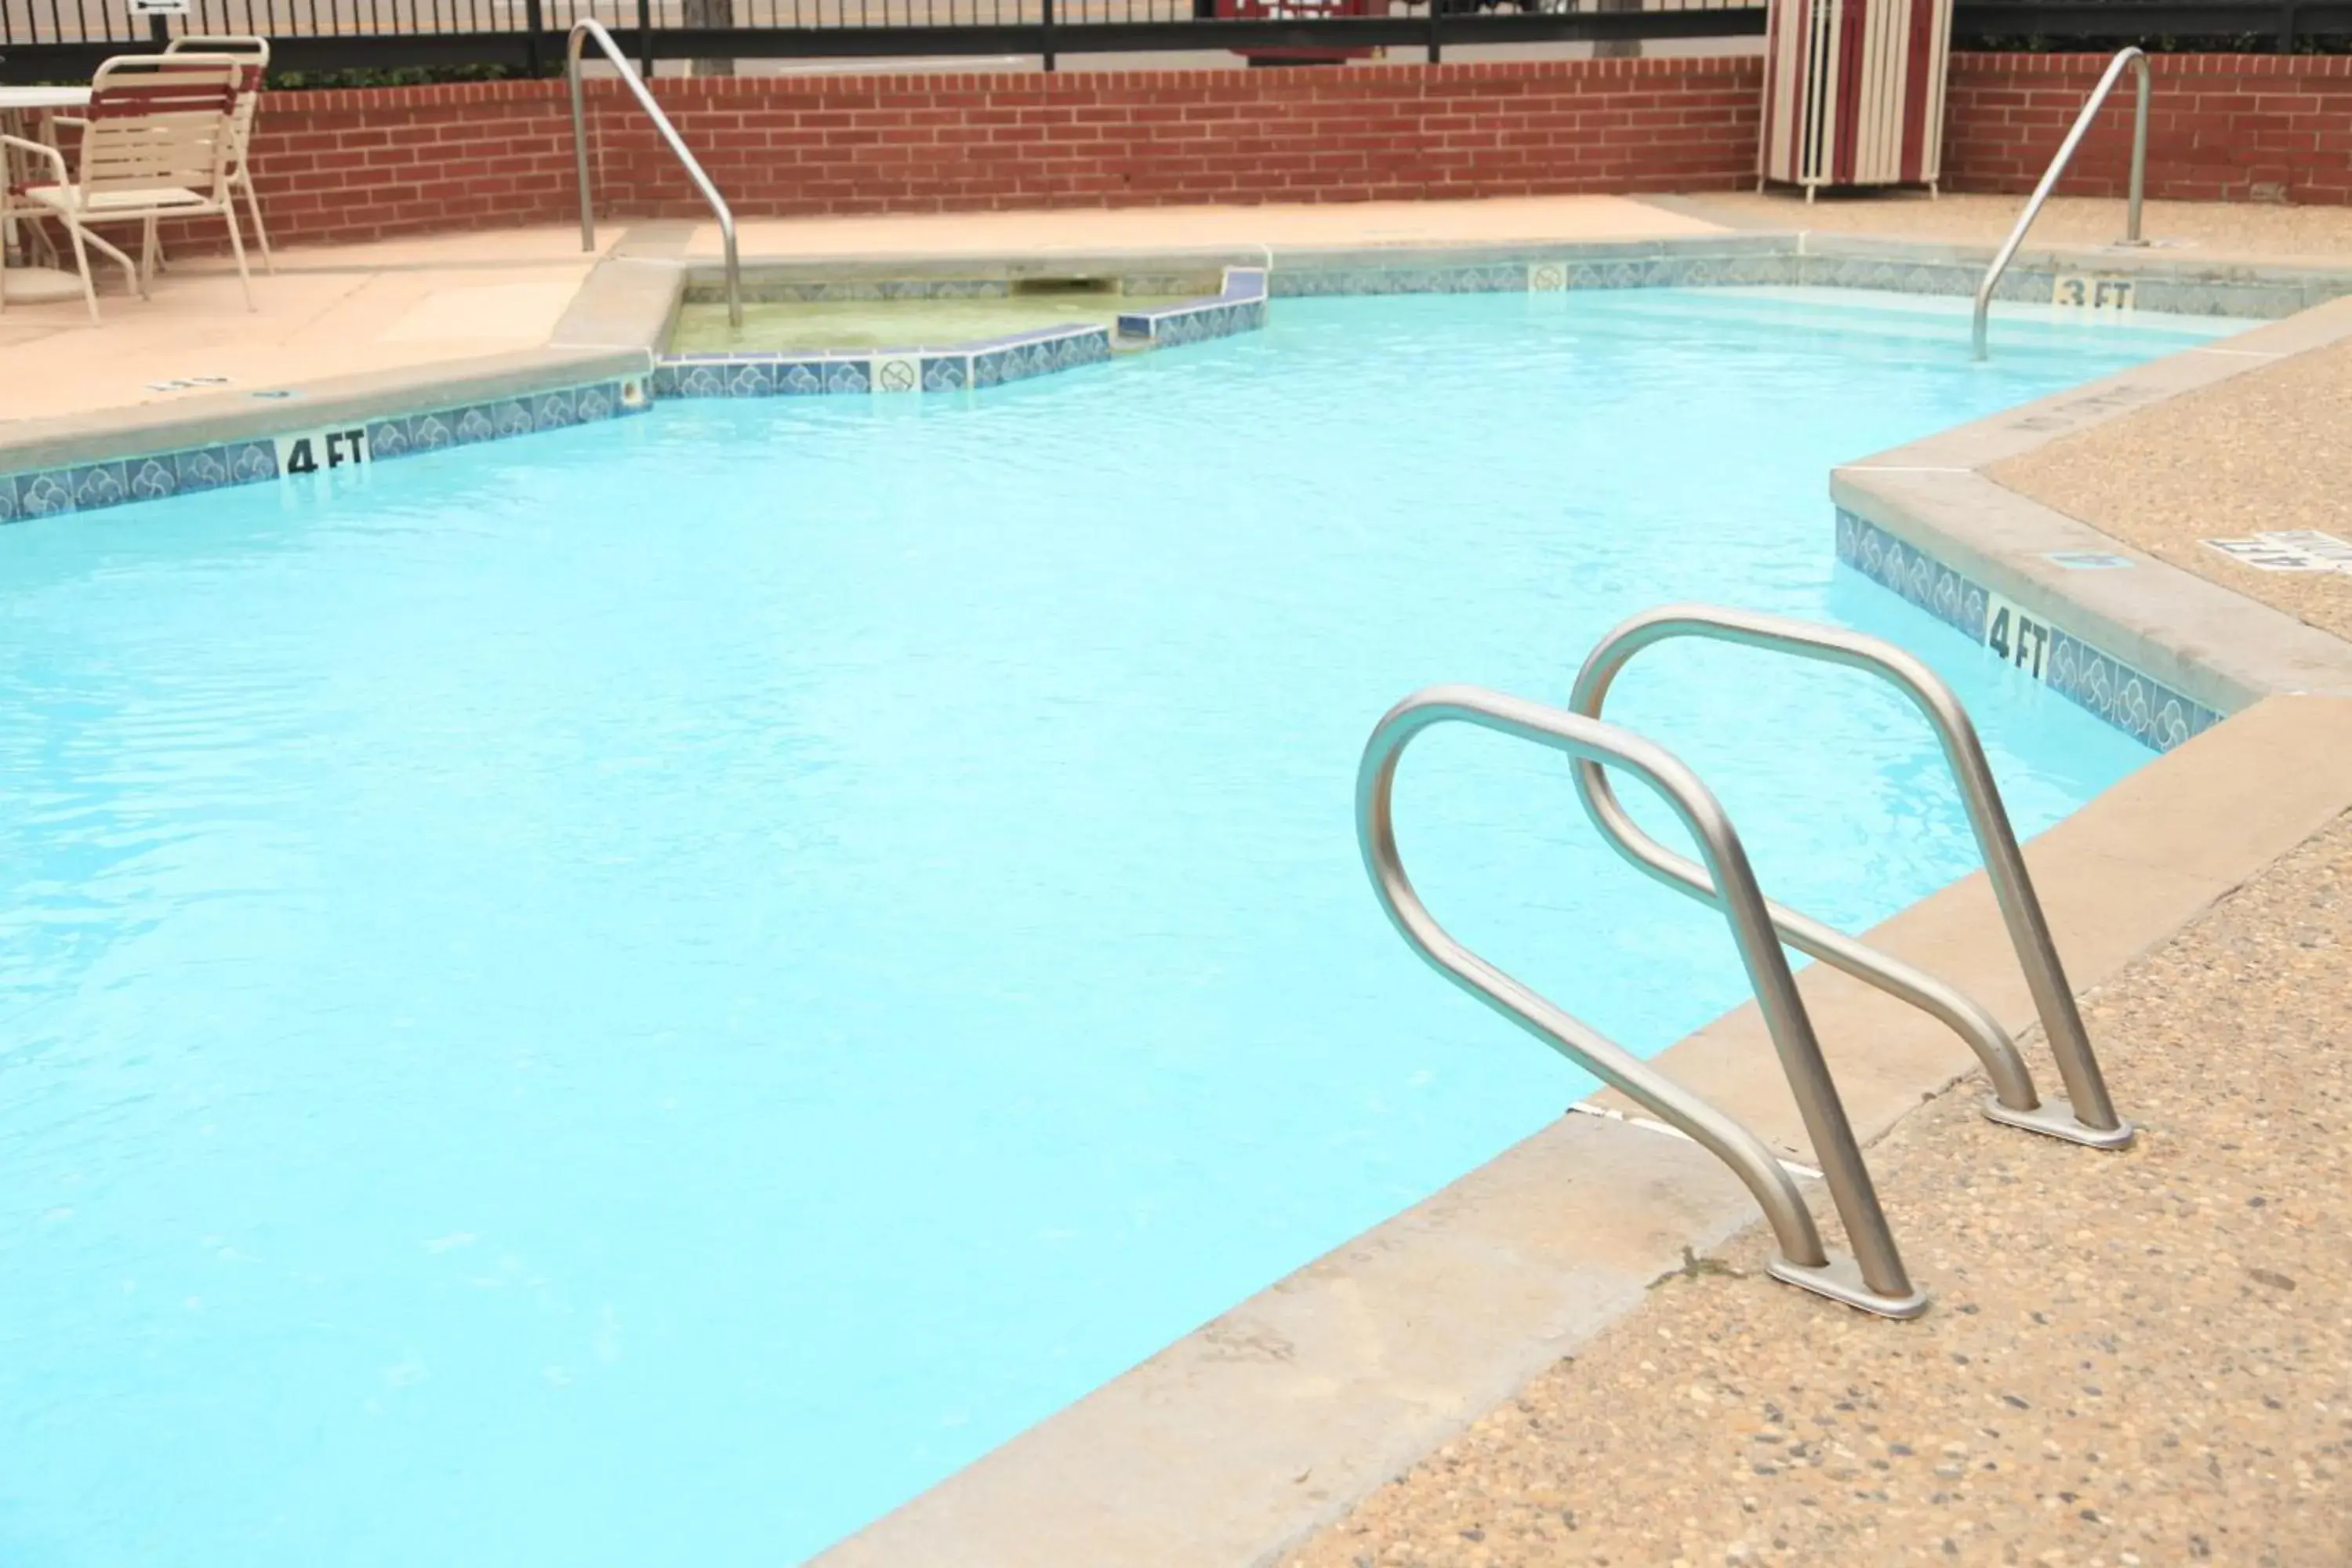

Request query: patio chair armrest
[
  {"left": 0, "top": 132, "right": 69, "bottom": 183},
  {"left": 48, "top": 114, "right": 87, "bottom": 129}
]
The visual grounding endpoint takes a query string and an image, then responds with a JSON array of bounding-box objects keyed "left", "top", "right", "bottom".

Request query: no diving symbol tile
[
  {"left": 1528, "top": 262, "right": 1568, "bottom": 293},
  {"left": 873, "top": 357, "right": 920, "bottom": 394}
]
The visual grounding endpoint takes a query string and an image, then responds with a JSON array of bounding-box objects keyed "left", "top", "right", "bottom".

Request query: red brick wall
[
  {"left": 130, "top": 49, "right": 2352, "bottom": 260},
  {"left": 1942, "top": 53, "right": 2352, "bottom": 205},
  {"left": 244, "top": 82, "right": 583, "bottom": 244},
  {"left": 165, "top": 57, "right": 1763, "bottom": 252}
]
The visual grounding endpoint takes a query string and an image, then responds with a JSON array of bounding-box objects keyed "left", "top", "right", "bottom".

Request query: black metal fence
[{"left": 2, "top": 0, "right": 2346, "bottom": 78}]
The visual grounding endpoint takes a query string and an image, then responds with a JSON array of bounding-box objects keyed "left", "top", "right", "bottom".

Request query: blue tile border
[
  {"left": 1836, "top": 508, "right": 2223, "bottom": 753},
  {"left": 1115, "top": 267, "right": 1270, "bottom": 349},
  {"left": 0, "top": 373, "right": 649, "bottom": 529},
  {"left": 1253, "top": 242, "right": 2343, "bottom": 317},
  {"left": 655, "top": 327, "right": 1116, "bottom": 401}
]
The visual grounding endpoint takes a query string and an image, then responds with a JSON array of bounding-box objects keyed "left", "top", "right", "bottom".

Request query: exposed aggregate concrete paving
[{"left": 1291, "top": 811, "right": 2352, "bottom": 1568}]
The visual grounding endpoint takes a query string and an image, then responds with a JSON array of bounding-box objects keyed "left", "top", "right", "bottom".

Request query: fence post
[
  {"left": 524, "top": 0, "right": 545, "bottom": 76},
  {"left": 638, "top": 0, "right": 655, "bottom": 77},
  {"left": 2279, "top": 0, "right": 2299, "bottom": 49},
  {"left": 147, "top": 13, "right": 172, "bottom": 45},
  {"left": 1425, "top": 0, "right": 1439, "bottom": 63},
  {"left": 1042, "top": 0, "right": 1058, "bottom": 72}
]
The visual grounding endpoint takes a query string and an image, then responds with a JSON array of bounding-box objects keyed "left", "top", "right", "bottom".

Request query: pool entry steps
[{"left": 1359, "top": 604, "right": 2135, "bottom": 1320}]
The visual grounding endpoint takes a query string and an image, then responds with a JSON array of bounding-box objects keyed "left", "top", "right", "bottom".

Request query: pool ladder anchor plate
[{"left": 1981, "top": 1093, "right": 2136, "bottom": 1149}]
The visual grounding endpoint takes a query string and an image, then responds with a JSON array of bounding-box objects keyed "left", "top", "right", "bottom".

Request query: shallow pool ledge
[{"left": 813, "top": 692, "right": 2352, "bottom": 1568}]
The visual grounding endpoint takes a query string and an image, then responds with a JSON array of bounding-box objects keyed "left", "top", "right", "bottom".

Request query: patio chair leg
[
  {"left": 65, "top": 223, "right": 101, "bottom": 325},
  {"left": 78, "top": 226, "right": 143, "bottom": 301},
  {"left": 242, "top": 177, "right": 274, "bottom": 274},
  {"left": 221, "top": 203, "right": 254, "bottom": 312},
  {"left": 140, "top": 217, "right": 158, "bottom": 287}
]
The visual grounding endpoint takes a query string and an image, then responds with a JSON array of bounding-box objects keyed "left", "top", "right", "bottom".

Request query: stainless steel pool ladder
[
  {"left": 1359, "top": 688, "right": 1930, "bottom": 1319},
  {"left": 1973, "top": 45, "right": 2150, "bottom": 361},
  {"left": 567, "top": 18, "right": 742, "bottom": 331},
  {"left": 1356, "top": 606, "right": 2132, "bottom": 1320},
  {"left": 1570, "top": 604, "right": 2132, "bottom": 1151}
]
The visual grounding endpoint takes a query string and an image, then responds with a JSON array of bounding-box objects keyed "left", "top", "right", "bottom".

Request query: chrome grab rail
[
  {"left": 567, "top": 18, "right": 742, "bottom": 331},
  {"left": 1973, "top": 45, "right": 2150, "bottom": 360},
  {"left": 1567, "top": 604, "right": 2132, "bottom": 1150},
  {"left": 1358, "top": 685, "right": 1928, "bottom": 1319}
]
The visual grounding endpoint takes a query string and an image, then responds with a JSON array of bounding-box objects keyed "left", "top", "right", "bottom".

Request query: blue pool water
[{"left": 0, "top": 288, "right": 2233, "bottom": 1564}]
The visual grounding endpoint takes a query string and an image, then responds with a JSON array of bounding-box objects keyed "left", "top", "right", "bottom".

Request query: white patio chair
[
  {"left": 0, "top": 56, "right": 251, "bottom": 325},
  {"left": 165, "top": 36, "right": 271, "bottom": 271},
  {"left": 53, "top": 50, "right": 268, "bottom": 284}
]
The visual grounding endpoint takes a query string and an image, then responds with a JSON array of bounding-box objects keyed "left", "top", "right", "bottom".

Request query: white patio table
[{"left": 2, "top": 84, "right": 96, "bottom": 305}]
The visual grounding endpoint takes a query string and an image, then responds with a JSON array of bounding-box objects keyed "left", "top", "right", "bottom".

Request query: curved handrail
[
  {"left": 568, "top": 18, "right": 742, "bottom": 330},
  {"left": 1973, "top": 45, "right": 2149, "bottom": 360},
  {"left": 1566, "top": 604, "right": 2132, "bottom": 1149},
  {"left": 1359, "top": 684, "right": 1926, "bottom": 1319}
]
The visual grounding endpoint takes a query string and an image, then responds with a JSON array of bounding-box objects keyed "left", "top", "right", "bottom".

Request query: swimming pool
[{"left": 0, "top": 287, "right": 2234, "bottom": 1566}]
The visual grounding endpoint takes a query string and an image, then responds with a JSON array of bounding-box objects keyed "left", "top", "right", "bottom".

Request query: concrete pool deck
[{"left": 0, "top": 226, "right": 619, "bottom": 423}]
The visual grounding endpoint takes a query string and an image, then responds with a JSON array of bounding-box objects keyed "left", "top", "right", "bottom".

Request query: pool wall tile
[
  {"left": 227, "top": 441, "right": 278, "bottom": 484},
  {"left": 367, "top": 419, "right": 412, "bottom": 459},
  {"left": 1836, "top": 507, "right": 2223, "bottom": 752},
  {"left": 125, "top": 456, "right": 179, "bottom": 501},
  {"left": 451, "top": 405, "right": 497, "bottom": 445},
  {"left": 0, "top": 375, "right": 644, "bottom": 530},
  {"left": 2045, "top": 630, "right": 2222, "bottom": 752},
  {"left": 726, "top": 362, "right": 779, "bottom": 397},
  {"left": 1835, "top": 507, "right": 1989, "bottom": 643},
  {"left": 172, "top": 446, "right": 234, "bottom": 492},
  {"left": 67, "top": 461, "right": 129, "bottom": 510},
  {"left": 920, "top": 355, "right": 971, "bottom": 392}
]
